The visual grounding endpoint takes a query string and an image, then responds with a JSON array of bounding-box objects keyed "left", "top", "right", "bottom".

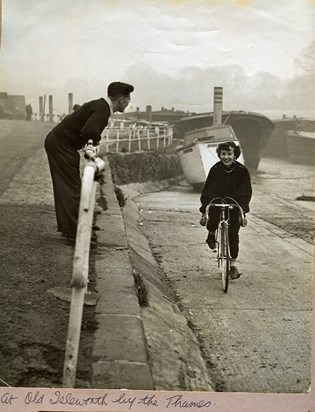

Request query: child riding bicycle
[{"left": 199, "top": 141, "right": 252, "bottom": 279}]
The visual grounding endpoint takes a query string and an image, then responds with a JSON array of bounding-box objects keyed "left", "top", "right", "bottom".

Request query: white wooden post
[
  {"left": 138, "top": 128, "right": 141, "bottom": 151},
  {"left": 169, "top": 126, "right": 173, "bottom": 145},
  {"left": 156, "top": 127, "right": 159, "bottom": 150},
  {"left": 128, "top": 128, "right": 132, "bottom": 152},
  {"left": 147, "top": 128, "right": 150, "bottom": 151},
  {"left": 116, "top": 129, "right": 119, "bottom": 152},
  {"left": 105, "top": 129, "right": 109, "bottom": 152},
  {"left": 63, "top": 163, "right": 97, "bottom": 388}
]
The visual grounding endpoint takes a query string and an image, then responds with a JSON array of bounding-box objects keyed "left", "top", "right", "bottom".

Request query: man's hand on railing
[
  {"left": 84, "top": 140, "right": 96, "bottom": 160},
  {"left": 83, "top": 140, "right": 105, "bottom": 174}
]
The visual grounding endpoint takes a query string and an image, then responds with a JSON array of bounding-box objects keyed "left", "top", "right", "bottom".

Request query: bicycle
[{"left": 205, "top": 197, "right": 246, "bottom": 293}]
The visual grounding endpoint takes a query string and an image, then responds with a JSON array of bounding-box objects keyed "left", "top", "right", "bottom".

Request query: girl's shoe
[
  {"left": 206, "top": 234, "right": 216, "bottom": 250},
  {"left": 230, "top": 266, "right": 240, "bottom": 279}
]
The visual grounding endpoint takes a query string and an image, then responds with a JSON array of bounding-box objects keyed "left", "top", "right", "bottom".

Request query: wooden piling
[{"left": 68, "top": 93, "right": 73, "bottom": 114}]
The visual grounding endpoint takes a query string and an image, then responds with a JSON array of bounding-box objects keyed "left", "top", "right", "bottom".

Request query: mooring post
[
  {"left": 49, "top": 95, "right": 53, "bottom": 122},
  {"left": 68, "top": 93, "right": 73, "bottom": 114},
  {"left": 213, "top": 86, "right": 223, "bottom": 126},
  {"left": 39, "top": 96, "right": 44, "bottom": 121}
]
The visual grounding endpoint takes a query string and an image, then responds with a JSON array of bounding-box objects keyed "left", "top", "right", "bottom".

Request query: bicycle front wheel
[{"left": 220, "top": 223, "right": 230, "bottom": 293}]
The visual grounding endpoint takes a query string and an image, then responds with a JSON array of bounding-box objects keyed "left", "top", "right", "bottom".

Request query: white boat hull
[
  {"left": 177, "top": 143, "right": 215, "bottom": 187},
  {"left": 177, "top": 141, "right": 244, "bottom": 189}
]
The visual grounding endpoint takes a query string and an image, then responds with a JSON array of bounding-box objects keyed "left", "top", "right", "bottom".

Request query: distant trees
[
  {"left": 284, "top": 41, "right": 315, "bottom": 112},
  {"left": 294, "top": 40, "right": 315, "bottom": 75},
  {"left": 125, "top": 41, "right": 315, "bottom": 115}
]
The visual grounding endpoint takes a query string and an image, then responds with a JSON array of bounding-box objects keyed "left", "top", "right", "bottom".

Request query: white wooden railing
[
  {"left": 31, "top": 114, "right": 175, "bottom": 152},
  {"left": 101, "top": 125, "right": 174, "bottom": 152},
  {"left": 63, "top": 142, "right": 105, "bottom": 388}
]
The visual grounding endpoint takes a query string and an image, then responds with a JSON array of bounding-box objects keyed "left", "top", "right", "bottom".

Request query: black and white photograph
[{"left": 0, "top": 1, "right": 314, "bottom": 411}]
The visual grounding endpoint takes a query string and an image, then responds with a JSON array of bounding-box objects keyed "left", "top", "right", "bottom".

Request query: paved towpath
[{"left": 134, "top": 157, "right": 314, "bottom": 393}]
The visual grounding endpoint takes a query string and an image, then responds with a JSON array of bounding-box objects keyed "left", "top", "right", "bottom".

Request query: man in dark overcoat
[{"left": 45, "top": 82, "right": 134, "bottom": 244}]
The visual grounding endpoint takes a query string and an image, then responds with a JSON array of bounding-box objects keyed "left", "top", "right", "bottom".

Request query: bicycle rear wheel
[{"left": 220, "top": 223, "right": 230, "bottom": 293}]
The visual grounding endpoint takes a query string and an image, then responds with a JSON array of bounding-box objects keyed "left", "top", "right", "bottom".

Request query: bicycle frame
[
  {"left": 206, "top": 197, "right": 245, "bottom": 293},
  {"left": 216, "top": 204, "right": 231, "bottom": 293},
  {"left": 216, "top": 205, "right": 231, "bottom": 262}
]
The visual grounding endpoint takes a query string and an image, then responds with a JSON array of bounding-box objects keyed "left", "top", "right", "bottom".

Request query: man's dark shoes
[
  {"left": 65, "top": 233, "right": 98, "bottom": 248},
  {"left": 63, "top": 233, "right": 75, "bottom": 242},
  {"left": 206, "top": 234, "right": 216, "bottom": 250},
  {"left": 65, "top": 236, "right": 76, "bottom": 245}
]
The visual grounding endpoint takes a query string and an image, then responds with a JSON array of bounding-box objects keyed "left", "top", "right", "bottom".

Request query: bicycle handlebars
[
  {"left": 209, "top": 204, "right": 235, "bottom": 208},
  {"left": 203, "top": 197, "right": 247, "bottom": 227}
]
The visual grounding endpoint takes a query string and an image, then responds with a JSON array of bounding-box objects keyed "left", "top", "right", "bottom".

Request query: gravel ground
[
  {"left": 0, "top": 121, "right": 96, "bottom": 388},
  {"left": 0, "top": 120, "right": 184, "bottom": 389}
]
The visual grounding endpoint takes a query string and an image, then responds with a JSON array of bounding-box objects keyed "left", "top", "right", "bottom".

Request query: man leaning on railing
[{"left": 44, "top": 82, "right": 134, "bottom": 246}]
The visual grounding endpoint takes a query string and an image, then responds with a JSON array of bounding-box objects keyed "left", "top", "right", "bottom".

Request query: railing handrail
[
  {"left": 63, "top": 142, "right": 105, "bottom": 388},
  {"left": 101, "top": 124, "right": 174, "bottom": 152}
]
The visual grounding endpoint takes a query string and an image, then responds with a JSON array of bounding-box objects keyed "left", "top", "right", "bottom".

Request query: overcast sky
[{"left": 0, "top": 0, "right": 314, "bottom": 114}]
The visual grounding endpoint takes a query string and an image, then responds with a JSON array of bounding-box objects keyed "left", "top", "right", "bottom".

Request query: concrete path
[
  {"left": 134, "top": 157, "right": 314, "bottom": 392},
  {"left": 91, "top": 166, "right": 154, "bottom": 389},
  {"left": 93, "top": 172, "right": 214, "bottom": 391}
]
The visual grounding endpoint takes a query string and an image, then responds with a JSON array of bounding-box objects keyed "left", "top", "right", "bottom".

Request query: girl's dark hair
[
  {"left": 107, "top": 82, "right": 134, "bottom": 98},
  {"left": 216, "top": 141, "right": 241, "bottom": 159}
]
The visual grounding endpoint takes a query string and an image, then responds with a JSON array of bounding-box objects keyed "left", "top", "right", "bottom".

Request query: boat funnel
[{"left": 213, "top": 87, "right": 223, "bottom": 126}]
